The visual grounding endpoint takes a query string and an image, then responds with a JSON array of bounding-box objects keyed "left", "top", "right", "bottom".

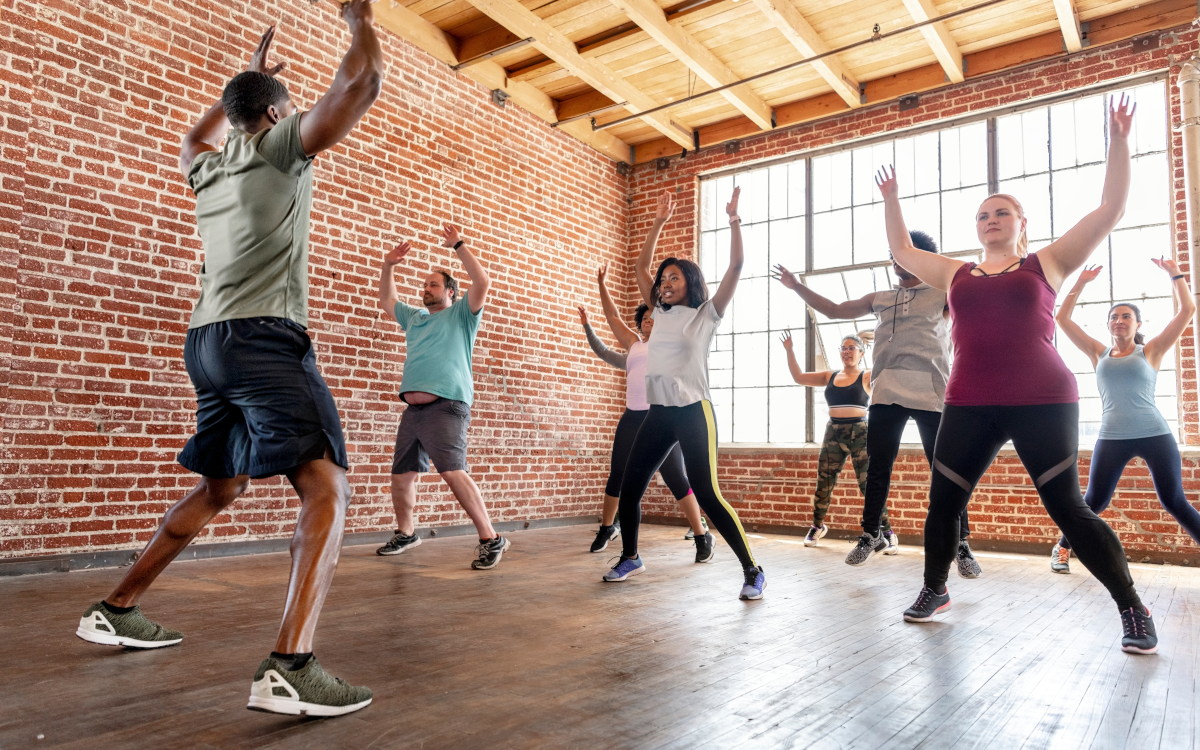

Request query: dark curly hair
[
  {"left": 634, "top": 303, "right": 650, "bottom": 332},
  {"left": 651, "top": 257, "right": 708, "bottom": 310},
  {"left": 222, "top": 71, "right": 291, "bottom": 130},
  {"left": 908, "top": 229, "right": 938, "bottom": 253}
]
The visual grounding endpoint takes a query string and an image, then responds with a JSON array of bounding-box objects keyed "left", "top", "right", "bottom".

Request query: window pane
[
  {"left": 741, "top": 222, "right": 769, "bottom": 278},
  {"left": 1050, "top": 96, "right": 1105, "bottom": 168},
  {"left": 853, "top": 141, "right": 893, "bottom": 205},
  {"left": 738, "top": 168, "right": 770, "bottom": 226},
  {"left": 710, "top": 387, "right": 732, "bottom": 443},
  {"left": 804, "top": 273, "right": 847, "bottom": 323},
  {"left": 710, "top": 334, "right": 733, "bottom": 390},
  {"left": 788, "top": 160, "right": 807, "bottom": 218},
  {"left": 942, "top": 121, "right": 988, "bottom": 189},
  {"left": 732, "top": 276, "right": 769, "bottom": 333},
  {"left": 1110, "top": 225, "right": 1171, "bottom": 301},
  {"left": 813, "top": 208, "right": 852, "bottom": 270},
  {"left": 1119, "top": 153, "right": 1168, "bottom": 230},
  {"left": 941, "top": 185, "right": 988, "bottom": 253},
  {"left": 769, "top": 280, "right": 806, "bottom": 333},
  {"left": 769, "top": 217, "right": 805, "bottom": 276},
  {"left": 769, "top": 163, "right": 790, "bottom": 221},
  {"left": 733, "top": 387, "right": 768, "bottom": 443},
  {"left": 1050, "top": 163, "right": 1104, "bottom": 237},
  {"left": 734, "top": 332, "right": 769, "bottom": 388},
  {"left": 769, "top": 329, "right": 801, "bottom": 386},
  {"left": 1129, "top": 84, "right": 1167, "bottom": 156},
  {"left": 700, "top": 231, "right": 717, "bottom": 281},
  {"left": 842, "top": 267, "right": 882, "bottom": 306},
  {"left": 898, "top": 193, "right": 940, "bottom": 247},
  {"left": 769, "top": 387, "right": 806, "bottom": 443},
  {"left": 852, "top": 202, "right": 889, "bottom": 265},
  {"left": 997, "top": 110, "right": 1049, "bottom": 179}
]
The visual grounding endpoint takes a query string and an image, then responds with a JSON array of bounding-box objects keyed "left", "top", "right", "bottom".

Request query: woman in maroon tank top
[{"left": 872, "top": 95, "right": 1157, "bottom": 654}]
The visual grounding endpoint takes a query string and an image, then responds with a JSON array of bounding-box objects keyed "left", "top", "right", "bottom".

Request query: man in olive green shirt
[{"left": 75, "top": 7, "right": 384, "bottom": 717}]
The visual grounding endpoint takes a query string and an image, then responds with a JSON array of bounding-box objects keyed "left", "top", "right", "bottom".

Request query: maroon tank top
[{"left": 945, "top": 253, "right": 1078, "bottom": 406}]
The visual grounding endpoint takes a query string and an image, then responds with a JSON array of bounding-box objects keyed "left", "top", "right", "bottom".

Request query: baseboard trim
[{"left": 0, "top": 515, "right": 596, "bottom": 578}]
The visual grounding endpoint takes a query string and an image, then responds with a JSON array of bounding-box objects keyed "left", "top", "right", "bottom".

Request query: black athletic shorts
[
  {"left": 177, "top": 317, "right": 348, "bottom": 479},
  {"left": 391, "top": 398, "right": 471, "bottom": 474}
]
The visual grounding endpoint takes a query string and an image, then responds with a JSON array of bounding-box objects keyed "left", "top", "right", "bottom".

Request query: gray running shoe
[
  {"left": 376, "top": 531, "right": 422, "bottom": 556},
  {"left": 1050, "top": 541, "right": 1071, "bottom": 573},
  {"left": 845, "top": 532, "right": 887, "bottom": 566},
  {"left": 883, "top": 529, "right": 900, "bottom": 555},
  {"left": 471, "top": 535, "right": 511, "bottom": 570},
  {"left": 684, "top": 517, "right": 708, "bottom": 540},
  {"left": 956, "top": 540, "right": 982, "bottom": 579},
  {"left": 76, "top": 601, "right": 183, "bottom": 649},
  {"left": 694, "top": 532, "right": 715, "bottom": 563},
  {"left": 248, "top": 656, "right": 372, "bottom": 716}
]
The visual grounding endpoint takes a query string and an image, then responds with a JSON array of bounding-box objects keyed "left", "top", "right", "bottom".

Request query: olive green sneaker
[
  {"left": 76, "top": 601, "right": 183, "bottom": 649},
  {"left": 247, "top": 656, "right": 373, "bottom": 717}
]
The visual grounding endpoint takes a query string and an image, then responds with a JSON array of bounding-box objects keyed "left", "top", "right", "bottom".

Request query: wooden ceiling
[{"left": 375, "top": 0, "right": 1194, "bottom": 163}]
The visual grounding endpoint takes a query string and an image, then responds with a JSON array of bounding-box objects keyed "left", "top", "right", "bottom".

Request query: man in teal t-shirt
[{"left": 375, "top": 224, "right": 511, "bottom": 570}]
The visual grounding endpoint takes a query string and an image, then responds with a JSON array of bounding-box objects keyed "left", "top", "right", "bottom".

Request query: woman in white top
[
  {"left": 577, "top": 262, "right": 709, "bottom": 558},
  {"left": 602, "top": 188, "right": 764, "bottom": 601}
]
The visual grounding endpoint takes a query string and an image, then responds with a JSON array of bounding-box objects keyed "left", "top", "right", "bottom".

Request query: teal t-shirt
[{"left": 393, "top": 297, "right": 484, "bottom": 405}]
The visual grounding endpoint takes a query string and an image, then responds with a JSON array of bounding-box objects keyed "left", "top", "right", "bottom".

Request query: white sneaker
[
  {"left": 803, "top": 524, "right": 828, "bottom": 547},
  {"left": 883, "top": 530, "right": 900, "bottom": 555}
]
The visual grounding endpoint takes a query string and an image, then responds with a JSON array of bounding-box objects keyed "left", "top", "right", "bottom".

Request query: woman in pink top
[{"left": 875, "top": 95, "right": 1155, "bottom": 654}]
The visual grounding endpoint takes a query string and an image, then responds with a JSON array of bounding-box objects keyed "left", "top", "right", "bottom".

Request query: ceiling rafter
[
  {"left": 1052, "top": 0, "right": 1085, "bottom": 52},
  {"left": 749, "top": 0, "right": 862, "bottom": 109},
  {"left": 605, "top": 0, "right": 773, "bottom": 131},
  {"left": 900, "top": 0, "right": 964, "bottom": 83},
  {"left": 460, "top": 0, "right": 697, "bottom": 148},
  {"left": 372, "top": 1, "right": 633, "bottom": 162}
]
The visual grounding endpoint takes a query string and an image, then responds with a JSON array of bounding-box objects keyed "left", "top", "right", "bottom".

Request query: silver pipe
[{"left": 1178, "top": 58, "right": 1200, "bottom": 367}]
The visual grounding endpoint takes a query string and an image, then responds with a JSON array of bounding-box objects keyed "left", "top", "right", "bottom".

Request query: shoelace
[
  {"left": 857, "top": 534, "right": 875, "bottom": 548},
  {"left": 743, "top": 568, "right": 760, "bottom": 586},
  {"left": 1055, "top": 548, "right": 1069, "bottom": 564},
  {"left": 913, "top": 587, "right": 936, "bottom": 609},
  {"left": 1121, "top": 608, "right": 1147, "bottom": 638},
  {"left": 475, "top": 543, "right": 492, "bottom": 561}
]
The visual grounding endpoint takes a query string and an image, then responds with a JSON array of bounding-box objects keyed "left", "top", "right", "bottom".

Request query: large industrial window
[{"left": 698, "top": 77, "right": 1174, "bottom": 445}]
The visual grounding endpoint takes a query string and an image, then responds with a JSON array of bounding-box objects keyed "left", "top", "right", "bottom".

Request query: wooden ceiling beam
[
  {"left": 900, "top": 0, "right": 964, "bottom": 83},
  {"left": 749, "top": 0, "right": 862, "bottom": 109},
  {"left": 372, "top": 0, "right": 633, "bottom": 162},
  {"left": 458, "top": 26, "right": 526, "bottom": 62},
  {"left": 605, "top": 0, "right": 773, "bottom": 130},
  {"left": 1053, "top": 0, "right": 1085, "bottom": 52},
  {"left": 461, "top": 0, "right": 696, "bottom": 148},
  {"left": 556, "top": 90, "right": 625, "bottom": 121}
]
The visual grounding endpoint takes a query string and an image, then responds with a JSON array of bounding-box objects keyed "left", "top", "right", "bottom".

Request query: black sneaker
[
  {"left": 590, "top": 522, "right": 620, "bottom": 553},
  {"left": 471, "top": 535, "right": 511, "bottom": 570},
  {"left": 376, "top": 530, "right": 422, "bottom": 556},
  {"left": 694, "top": 532, "right": 715, "bottom": 563},
  {"left": 844, "top": 532, "right": 886, "bottom": 566},
  {"left": 903, "top": 586, "right": 951, "bottom": 622},
  {"left": 956, "top": 541, "right": 982, "bottom": 579},
  {"left": 1120, "top": 605, "right": 1158, "bottom": 654}
]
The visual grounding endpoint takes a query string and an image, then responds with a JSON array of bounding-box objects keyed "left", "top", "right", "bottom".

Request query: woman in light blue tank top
[{"left": 1052, "top": 258, "right": 1199, "bottom": 573}]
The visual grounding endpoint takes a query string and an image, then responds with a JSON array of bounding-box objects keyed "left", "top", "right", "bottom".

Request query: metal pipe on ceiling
[{"left": 594, "top": 0, "right": 1017, "bottom": 132}]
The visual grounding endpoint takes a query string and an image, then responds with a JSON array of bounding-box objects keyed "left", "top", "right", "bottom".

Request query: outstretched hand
[
  {"left": 384, "top": 240, "right": 411, "bottom": 266},
  {"left": 1109, "top": 92, "right": 1136, "bottom": 140},
  {"left": 597, "top": 262, "right": 609, "bottom": 288},
  {"left": 340, "top": 0, "right": 377, "bottom": 28},
  {"left": 1076, "top": 264, "right": 1103, "bottom": 285},
  {"left": 248, "top": 26, "right": 286, "bottom": 77},
  {"left": 779, "top": 330, "right": 794, "bottom": 351},
  {"left": 772, "top": 264, "right": 801, "bottom": 291},
  {"left": 577, "top": 305, "right": 589, "bottom": 326},
  {"left": 441, "top": 223, "right": 462, "bottom": 248},
  {"left": 726, "top": 186, "right": 741, "bottom": 217},
  {"left": 875, "top": 166, "right": 898, "bottom": 200},
  {"left": 1152, "top": 256, "right": 1183, "bottom": 278},
  {"left": 655, "top": 191, "right": 675, "bottom": 222}
]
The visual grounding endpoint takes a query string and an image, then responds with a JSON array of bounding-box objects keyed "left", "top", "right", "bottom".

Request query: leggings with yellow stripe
[{"left": 617, "top": 401, "right": 757, "bottom": 569}]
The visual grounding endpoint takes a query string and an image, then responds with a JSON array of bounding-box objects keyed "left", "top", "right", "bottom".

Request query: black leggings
[
  {"left": 605, "top": 408, "right": 691, "bottom": 500},
  {"left": 861, "top": 404, "right": 970, "bottom": 540},
  {"left": 1060, "top": 433, "right": 1200, "bottom": 550},
  {"left": 927, "top": 403, "right": 1141, "bottom": 611},
  {"left": 618, "top": 401, "right": 756, "bottom": 569}
]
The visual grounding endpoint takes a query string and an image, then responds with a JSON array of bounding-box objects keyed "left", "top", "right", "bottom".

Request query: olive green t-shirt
[{"left": 186, "top": 112, "right": 314, "bottom": 329}]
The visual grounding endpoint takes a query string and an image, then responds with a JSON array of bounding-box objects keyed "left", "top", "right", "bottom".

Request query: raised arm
[
  {"left": 876, "top": 167, "right": 965, "bottom": 291},
  {"left": 780, "top": 331, "right": 831, "bottom": 387},
  {"left": 1054, "top": 264, "right": 1107, "bottom": 368},
  {"left": 378, "top": 240, "right": 412, "bottom": 323},
  {"left": 596, "top": 262, "right": 639, "bottom": 350},
  {"left": 180, "top": 27, "right": 284, "bottom": 175},
  {"left": 710, "top": 187, "right": 743, "bottom": 317},
  {"left": 442, "top": 224, "right": 490, "bottom": 314},
  {"left": 297, "top": 0, "right": 385, "bottom": 157},
  {"left": 1143, "top": 257, "right": 1196, "bottom": 370},
  {"left": 579, "top": 306, "right": 628, "bottom": 370},
  {"left": 773, "top": 264, "right": 874, "bottom": 319},
  {"left": 635, "top": 191, "right": 675, "bottom": 307},
  {"left": 1038, "top": 96, "right": 1135, "bottom": 291}
]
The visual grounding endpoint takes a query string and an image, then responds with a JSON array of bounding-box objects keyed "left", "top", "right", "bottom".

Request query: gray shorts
[{"left": 392, "top": 398, "right": 471, "bottom": 474}]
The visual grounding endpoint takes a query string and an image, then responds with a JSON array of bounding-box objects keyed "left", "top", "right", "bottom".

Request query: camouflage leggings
[{"left": 812, "top": 419, "right": 888, "bottom": 530}]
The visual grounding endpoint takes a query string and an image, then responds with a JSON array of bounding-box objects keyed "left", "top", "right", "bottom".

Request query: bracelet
[
  {"left": 453, "top": 240, "right": 465, "bottom": 250},
  {"left": 728, "top": 215, "right": 742, "bottom": 225},
  {"left": 1172, "top": 274, "right": 1186, "bottom": 281}
]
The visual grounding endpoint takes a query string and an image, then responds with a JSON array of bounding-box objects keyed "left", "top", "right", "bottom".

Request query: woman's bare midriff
[
  {"left": 402, "top": 391, "right": 440, "bottom": 405},
  {"left": 828, "top": 406, "right": 867, "bottom": 419}
]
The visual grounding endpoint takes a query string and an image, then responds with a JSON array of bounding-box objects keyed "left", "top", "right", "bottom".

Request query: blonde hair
[{"left": 978, "top": 193, "right": 1028, "bottom": 257}]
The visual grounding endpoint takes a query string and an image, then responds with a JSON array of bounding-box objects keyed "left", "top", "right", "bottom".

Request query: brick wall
[
  {"left": 0, "top": 0, "right": 635, "bottom": 558},
  {"left": 629, "top": 26, "right": 1200, "bottom": 563}
]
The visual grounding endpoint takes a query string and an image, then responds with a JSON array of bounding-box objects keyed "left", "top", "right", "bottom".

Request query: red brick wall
[
  {"left": 629, "top": 27, "right": 1200, "bottom": 562},
  {"left": 0, "top": 0, "right": 634, "bottom": 558}
]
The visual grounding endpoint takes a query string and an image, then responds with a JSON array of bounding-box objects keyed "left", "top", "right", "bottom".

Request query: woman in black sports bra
[{"left": 780, "top": 331, "right": 873, "bottom": 546}]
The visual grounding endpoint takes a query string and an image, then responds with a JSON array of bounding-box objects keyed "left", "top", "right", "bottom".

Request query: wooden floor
[{"left": 4, "top": 525, "right": 1199, "bottom": 750}]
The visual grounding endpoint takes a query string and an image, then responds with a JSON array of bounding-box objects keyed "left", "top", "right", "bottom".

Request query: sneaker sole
[
  {"left": 846, "top": 547, "right": 885, "bottom": 567},
  {"left": 957, "top": 565, "right": 981, "bottom": 580},
  {"left": 1121, "top": 643, "right": 1159, "bottom": 655},
  {"left": 471, "top": 538, "right": 511, "bottom": 570},
  {"left": 883, "top": 545, "right": 900, "bottom": 556},
  {"left": 603, "top": 565, "right": 645, "bottom": 582},
  {"left": 1051, "top": 566, "right": 1071, "bottom": 574},
  {"left": 903, "top": 601, "right": 952, "bottom": 623},
  {"left": 376, "top": 537, "right": 422, "bottom": 556},
  {"left": 75, "top": 626, "right": 182, "bottom": 649},
  {"left": 247, "top": 695, "right": 373, "bottom": 716},
  {"left": 695, "top": 551, "right": 715, "bottom": 564},
  {"left": 739, "top": 583, "right": 765, "bottom": 601},
  {"left": 590, "top": 539, "right": 610, "bottom": 553}
]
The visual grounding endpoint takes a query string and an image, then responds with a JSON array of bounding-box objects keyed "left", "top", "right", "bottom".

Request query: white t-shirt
[
  {"left": 645, "top": 300, "right": 722, "bottom": 407},
  {"left": 626, "top": 341, "right": 650, "bottom": 411}
]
